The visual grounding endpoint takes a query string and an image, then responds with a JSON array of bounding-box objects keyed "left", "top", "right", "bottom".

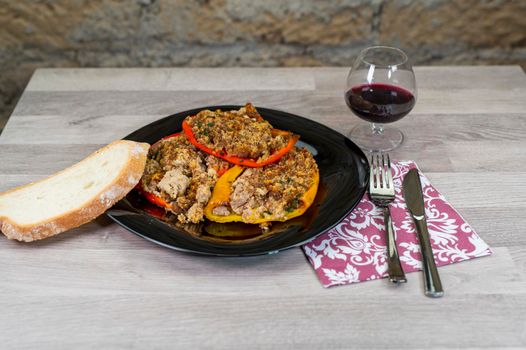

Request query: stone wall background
[{"left": 1, "top": 0, "right": 525, "bottom": 128}]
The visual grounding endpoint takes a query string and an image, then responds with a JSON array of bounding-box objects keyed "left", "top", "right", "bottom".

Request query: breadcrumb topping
[
  {"left": 212, "top": 147, "right": 318, "bottom": 221},
  {"left": 186, "top": 103, "right": 289, "bottom": 161},
  {"left": 141, "top": 134, "right": 229, "bottom": 223}
]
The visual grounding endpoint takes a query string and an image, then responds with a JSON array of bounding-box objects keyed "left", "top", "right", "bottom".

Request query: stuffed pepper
[
  {"left": 204, "top": 147, "right": 319, "bottom": 225},
  {"left": 138, "top": 133, "right": 230, "bottom": 223},
  {"left": 182, "top": 103, "right": 298, "bottom": 167}
]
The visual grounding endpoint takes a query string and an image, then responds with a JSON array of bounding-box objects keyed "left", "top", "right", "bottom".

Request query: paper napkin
[{"left": 302, "top": 161, "right": 493, "bottom": 288}]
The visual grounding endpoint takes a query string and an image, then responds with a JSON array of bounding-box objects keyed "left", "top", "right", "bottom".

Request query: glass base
[{"left": 349, "top": 124, "right": 404, "bottom": 152}]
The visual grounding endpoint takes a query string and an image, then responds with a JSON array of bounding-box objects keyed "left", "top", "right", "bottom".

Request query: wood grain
[
  {"left": 2, "top": 113, "right": 526, "bottom": 145},
  {"left": 25, "top": 68, "right": 317, "bottom": 92},
  {"left": 1, "top": 66, "right": 526, "bottom": 349}
]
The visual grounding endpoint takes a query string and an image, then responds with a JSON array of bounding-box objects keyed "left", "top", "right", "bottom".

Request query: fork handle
[{"left": 383, "top": 206, "right": 407, "bottom": 284}]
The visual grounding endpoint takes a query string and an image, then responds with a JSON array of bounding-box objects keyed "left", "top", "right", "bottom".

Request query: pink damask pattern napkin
[{"left": 302, "top": 161, "right": 493, "bottom": 288}]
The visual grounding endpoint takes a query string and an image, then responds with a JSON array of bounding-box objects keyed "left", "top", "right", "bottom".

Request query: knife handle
[
  {"left": 414, "top": 216, "right": 444, "bottom": 298},
  {"left": 383, "top": 207, "right": 407, "bottom": 284}
]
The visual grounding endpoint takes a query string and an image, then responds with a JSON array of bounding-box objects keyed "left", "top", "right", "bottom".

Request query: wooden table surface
[{"left": 1, "top": 66, "right": 525, "bottom": 349}]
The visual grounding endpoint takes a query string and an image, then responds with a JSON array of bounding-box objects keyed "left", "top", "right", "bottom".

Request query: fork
[{"left": 369, "top": 153, "right": 407, "bottom": 284}]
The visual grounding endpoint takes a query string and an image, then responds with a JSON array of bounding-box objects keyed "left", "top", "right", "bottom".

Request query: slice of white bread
[{"left": 0, "top": 140, "right": 150, "bottom": 242}]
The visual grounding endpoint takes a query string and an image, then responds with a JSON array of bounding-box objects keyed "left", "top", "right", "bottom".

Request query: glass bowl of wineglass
[{"left": 345, "top": 46, "right": 417, "bottom": 152}]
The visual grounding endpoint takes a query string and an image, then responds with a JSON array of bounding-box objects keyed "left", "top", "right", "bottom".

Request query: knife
[{"left": 402, "top": 168, "right": 444, "bottom": 298}]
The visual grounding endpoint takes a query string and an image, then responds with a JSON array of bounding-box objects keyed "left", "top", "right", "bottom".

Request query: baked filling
[
  {"left": 212, "top": 147, "right": 318, "bottom": 221},
  {"left": 141, "top": 134, "right": 229, "bottom": 223},
  {"left": 185, "top": 103, "right": 289, "bottom": 162}
]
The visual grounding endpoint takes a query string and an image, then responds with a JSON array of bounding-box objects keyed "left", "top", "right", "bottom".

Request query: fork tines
[{"left": 370, "top": 153, "right": 394, "bottom": 193}]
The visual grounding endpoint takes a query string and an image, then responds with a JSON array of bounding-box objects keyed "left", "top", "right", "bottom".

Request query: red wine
[{"left": 345, "top": 83, "right": 415, "bottom": 123}]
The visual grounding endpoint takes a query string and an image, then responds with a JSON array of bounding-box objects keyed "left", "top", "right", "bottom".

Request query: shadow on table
[{"left": 1, "top": 215, "right": 308, "bottom": 276}]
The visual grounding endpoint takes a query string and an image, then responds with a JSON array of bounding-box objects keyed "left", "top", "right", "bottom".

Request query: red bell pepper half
[{"left": 182, "top": 120, "right": 298, "bottom": 168}]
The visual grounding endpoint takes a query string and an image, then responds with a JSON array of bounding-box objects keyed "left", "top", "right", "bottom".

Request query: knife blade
[{"left": 403, "top": 168, "right": 444, "bottom": 298}]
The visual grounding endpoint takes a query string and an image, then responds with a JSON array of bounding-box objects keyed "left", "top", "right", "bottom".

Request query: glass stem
[{"left": 372, "top": 123, "right": 384, "bottom": 135}]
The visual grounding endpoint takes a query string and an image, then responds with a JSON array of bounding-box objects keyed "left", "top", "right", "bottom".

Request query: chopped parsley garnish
[{"left": 285, "top": 197, "right": 301, "bottom": 212}]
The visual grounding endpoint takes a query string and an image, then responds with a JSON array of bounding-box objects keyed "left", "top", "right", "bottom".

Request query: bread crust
[{"left": 0, "top": 140, "right": 150, "bottom": 242}]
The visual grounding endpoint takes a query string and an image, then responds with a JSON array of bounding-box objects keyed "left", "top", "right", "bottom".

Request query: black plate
[{"left": 106, "top": 106, "right": 369, "bottom": 256}]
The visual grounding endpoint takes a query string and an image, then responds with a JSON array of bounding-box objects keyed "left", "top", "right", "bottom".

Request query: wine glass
[{"left": 345, "top": 46, "right": 417, "bottom": 152}]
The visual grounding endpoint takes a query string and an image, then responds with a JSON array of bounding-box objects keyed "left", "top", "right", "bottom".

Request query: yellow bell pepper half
[{"left": 204, "top": 165, "right": 320, "bottom": 224}]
